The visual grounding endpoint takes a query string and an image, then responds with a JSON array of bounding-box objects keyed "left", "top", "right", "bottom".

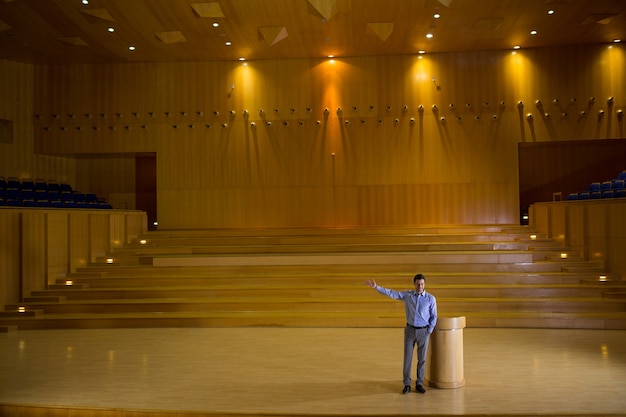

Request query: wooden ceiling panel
[{"left": 0, "top": 0, "right": 624, "bottom": 64}]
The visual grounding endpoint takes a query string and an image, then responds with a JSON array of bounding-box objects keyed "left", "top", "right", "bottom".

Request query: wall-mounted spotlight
[
  {"left": 316, "top": 120, "right": 321, "bottom": 125},
  {"left": 299, "top": 121, "right": 304, "bottom": 126},
  {"left": 570, "top": 98, "right": 577, "bottom": 104},
  {"left": 432, "top": 104, "right": 438, "bottom": 112},
  {"left": 617, "top": 109, "right": 624, "bottom": 121},
  {"left": 440, "top": 117, "right": 446, "bottom": 124},
  {"left": 180, "top": 111, "right": 186, "bottom": 116},
  {"left": 172, "top": 124, "right": 178, "bottom": 129},
  {"left": 68, "top": 113, "right": 76, "bottom": 118},
  {"left": 196, "top": 111, "right": 203, "bottom": 116},
  {"left": 552, "top": 98, "right": 559, "bottom": 105},
  {"left": 250, "top": 122, "right": 256, "bottom": 127},
  {"left": 344, "top": 120, "right": 350, "bottom": 125},
  {"left": 141, "top": 125, "right": 147, "bottom": 129},
  {"left": 386, "top": 105, "right": 392, "bottom": 112},
  {"left": 457, "top": 116, "right": 462, "bottom": 122},
  {"left": 133, "top": 112, "right": 140, "bottom": 117},
  {"left": 283, "top": 121, "right": 289, "bottom": 126},
  {"left": 394, "top": 118, "right": 399, "bottom": 124},
  {"left": 353, "top": 106, "right": 358, "bottom": 112},
  {"left": 52, "top": 114, "right": 59, "bottom": 119},
  {"left": 116, "top": 113, "right": 123, "bottom": 118},
  {"left": 517, "top": 101, "right": 524, "bottom": 110},
  {"left": 588, "top": 97, "right": 595, "bottom": 105},
  {"left": 449, "top": 103, "right": 455, "bottom": 110},
  {"left": 361, "top": 119, "right": 366, "bottom": 125},
  {"left": 259, "top": 109, "right": 264, "bottom": 115},
  {"left": 543, "top": 113, "right": 550, "bottom": 119},
  {"left": 402, "top": 105, "right": 408, "bottom": 112},
  {"left": 475, "top": 115, "right": 480, "bottom": 121},
  {"left": 535, "top": 100, "right": 542, "bottom": 107},
  {"left": 243, "top": 110, "right": 249, "bottom": 117},
  {"left": 60, "top": 126, "right": 67, "bottom": 131},
  {"left": 337, "top": 107, "right": 343, "bottom": 116},
  {"left": 221, "top": 123, "right": 228, "bottom": 128},
  {"left": 188, "top": 124, "right": 194, "bottom": 128},
  {"left": 75, "top": 126, "right": 82, "bottom": 130},
  {"left": 369, "top": 105, "right": 375, "bottom": 111},
  {"left": 500, "top": 101, "right": 506, "bottom": 108},
  {"left": 213, "top": 111, "right": 220, "bottom": 116},
  {"left": 147, "top": 112, "right": 154, "bottom": 117},
  {"left": 418, "top": 105, "right": 424, "bottom": 113},
  {"left": 561, "top": 112, "right": 568, "bottom": 118},
  {"left": 323, "top": 108, "right": 329, "bottom": 116},
  {"left": 205, "top": 124, "right": 211, "bottom": 128},
  {"left": 579, "top": 111, "right": 586, "bottom": 119},
  {"left": 229, "top": 110, "right": 236, "bottom": 116},
  {"left": 274, "top": 108, "right": 279, "bottom": 113},
  {"left": 266, "top": 121, "right": 272, "bottom": 126},
  {"left": 109, "top": 126, "right": 116, "bottom": 130},
  {"left": 410, "top": 117, "right": 415, "bottom": 125},
  {"left": 164, "top": 112, "right": 170, "bottom": 117},
  {"left": 598, "top": 110, "right": 605, "bottom": 120},
  {"left": 306, "top": 107, "right": 312, "bottom": 112},
  {"left": 378, "top": 119, "right": 383, "bottom": 124},
  {"left": 526, "top": 113, "right": 533, "bottom": 121},
  {"left": 92, "top": 126, "right": 100, "bottom": 131},
  {"left": 607, "top": 97, "right": 614, "bottom": 105}
]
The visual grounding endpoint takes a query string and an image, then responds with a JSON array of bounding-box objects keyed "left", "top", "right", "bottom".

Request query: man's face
[{"left": 414, "top": 278, "right": 425, "bottom": 294}]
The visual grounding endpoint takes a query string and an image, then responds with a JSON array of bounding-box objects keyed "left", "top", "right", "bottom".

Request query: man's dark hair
[{"left": 413, "top": 273, "right": 426, "bottom": 283}]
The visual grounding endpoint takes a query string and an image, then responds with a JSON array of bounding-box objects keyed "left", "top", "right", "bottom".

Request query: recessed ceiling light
[
  {"left": 107, "top": 27, "right": 115, "bottom": 33},
  {"left": 426, "top": 33, "right": 434, "bottom": 39},
  {"left": 128, "top": 45, "right": 136, "bottom": 51},
  {"left": 530, "top": 30, "right": 538, "bottom": 35},
  {"left": 238, "top": 57, "right": 246, "bottom": 61},
  {"left": 327, "top": 54, "right": 334, "bottom": 58},
  {"left": 212, "top": 22, "right": 219, "bottom": 28},
  {"left": 547, "top": 9, "right": 555, "bottom": 15},
  {"left": 433, "top": 13, "right": 441, "bottom": 19},
  {"left": 513, "top": 45, "right": 521, "bottom": 50},
  {"left": 613, "top": 39, "right": 622, "bottom": 43},
  {"left": 225, "top": 41, "right": 231, "bottom": 46},
  {"left": 81, "top": 0, "right": 89, "bottom": 5},
  {"left": 418, "top": 50, "right": 426, "bottom": 54}
]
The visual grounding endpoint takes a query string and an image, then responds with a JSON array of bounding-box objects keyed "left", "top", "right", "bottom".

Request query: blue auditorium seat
[
  {"left": 34, "top": 179, "right": 48, "bottom": 191},
  {"left": 51, "top": 200, "right": 65, "bottom": 208},
  {"left": 578, "top": 192, "right": 590, "bottom": 200},
  {"left": 0, "top": 176, "right": 6, "bottom": 189},
  {"left": 47, "top": 180, "right": 60, "bottom": 193},
  {"left": 37, "top": 200, "right": 52, "bottom": 207},
  {"left": 612, "top": 179, "right": 624, "bottom": 190},
  {"left": 590, "top": 191, "right": 601, "bottom": 199},
  {"left": 7, "top": 199, "right": 21, "bottom": 206},
  {"left": 21, "top": 178, "right": 35, "bottom": 191},
  {"left": 7, "top": 177, "right": 21, "bottom": 191},
  {"left": 60, "top": 183, "right": 73, "bottom": 194},
  {"left": 23, "top": 199, "right": 38, "bottom": 207},
  {"left": 618, "top": 170, "right": 626, "bottom": 181},
  {"left": 600, "top": 181, "right": 612, "bottom": 191},
  {"left": 601, "top": 190, "right": 613, "bottom": 198},
  {"left": 614, "top": 189, "right": 626, "bottom": 198},
  {"left": 566, "top": 193, "right": 578, "bottom": 200}
]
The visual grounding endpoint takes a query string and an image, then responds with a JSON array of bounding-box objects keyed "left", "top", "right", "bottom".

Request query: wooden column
[{"left": 426, "top": 316, "right": 466, "bottom": 389}]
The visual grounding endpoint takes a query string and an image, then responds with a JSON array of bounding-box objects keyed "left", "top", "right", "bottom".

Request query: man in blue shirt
[{"left": 366, "top": 274, "right": 437, "bottom": 394}]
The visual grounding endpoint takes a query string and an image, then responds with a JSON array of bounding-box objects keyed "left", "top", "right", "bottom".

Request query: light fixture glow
[
  {"left": 418, "top": 50, "right": 426, "bottom": 54},
  {"left": 238, "top": 57, "right": 245, "bottom": 61},
  {"left": 225, "top": 41, "right": 231, "bottom": 46},
  {"left": 433, "top": 13, "right": 441, "bottom": 19},
  {"left": 426, "top": 33, "right": 434, "bottom": 39},
  {"left": 530, "top": 30, "right": 538, "bottom": 35},
  {"left": 212, "top": 22, "right": 219, "bottom": 27},
  {"left": 530, "top": 234, "right": 537, "bottom": 240},
  {"left": 65, "top": 280, "right": 73, "bottom": 286},
  {"left": 106, "top": 258, "right": 114, "bottom": 264},
  {"left": 560, "top": 253, "right": 568, "bottom": 259},
  {"left": 107, "top": 27, "right": 115, "bottom": 33},
  {"left": 613, "top": 39, "right": 621, "bottom": 43},
  {"left": 513, "top": 45, "right": 521, "bottom": 50},
  {"left": 547, "top": 9, "right": 555, "bottom": 15},
  {"left": 18, "top": 306, "right": 26, "bottom": 313},
  {"left": 128, "top": 45, "right": 136, "bottom": 51},
  {"left": 81, "top": 0, "right": 89, "bottom": 4},
  {"left": 327, "top": 54, "right": 334, "bottom": 58},
  {"left": 140, "top": 239, "right": 147, "bottom": 245},
  {"left": 599, "top": 275, "right": 608, "bottom": 281}
]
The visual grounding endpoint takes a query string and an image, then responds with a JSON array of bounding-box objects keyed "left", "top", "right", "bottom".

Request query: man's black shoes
[
  {"left": 416, "top": 384, "right": 426, "bottom": 394},
  {"left": 402, "top": 385, "right": 411, "bottom": 394}
]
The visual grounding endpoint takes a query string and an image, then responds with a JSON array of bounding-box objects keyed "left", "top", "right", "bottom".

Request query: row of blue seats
[
  {"left": 566, "top": 171, "right": 626, "bottom": 201},
  {"left": 0, "top": 176, "right": 113, "bottom": 209}
]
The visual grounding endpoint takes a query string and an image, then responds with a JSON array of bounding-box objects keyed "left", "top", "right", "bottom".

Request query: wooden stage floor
[{"left": 1, "top": 327, "right": 626, "bottom": 417}]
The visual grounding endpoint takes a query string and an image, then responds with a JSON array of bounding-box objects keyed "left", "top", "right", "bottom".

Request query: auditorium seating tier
[{"left": 1, "top": 226, "right": 625, "bottom": 330}]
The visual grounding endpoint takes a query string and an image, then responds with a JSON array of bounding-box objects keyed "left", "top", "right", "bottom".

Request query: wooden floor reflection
[{"left": 1, "top": 327, "right": 626, "bottom": 417}]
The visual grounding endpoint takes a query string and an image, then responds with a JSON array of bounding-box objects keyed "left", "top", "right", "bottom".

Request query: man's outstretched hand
[{"left": 365, "top": 279, "right": 377, "bottom": 288}]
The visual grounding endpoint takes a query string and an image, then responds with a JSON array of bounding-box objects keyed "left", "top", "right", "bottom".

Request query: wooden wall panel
[
  {"left": 27, "top": 43, "right": 626, "bottom": 229},
  {"left": 46, "top": 211, "right": 69, "bottom": 285},
  {"left": 21, "top": 212, "right": 49, "bottom": 296},
  {"left": 69, "top": 212, "right": 90, "bottom": 273},
  {"left": 0, "top": 211, "right": 21, "bottom": 305}
]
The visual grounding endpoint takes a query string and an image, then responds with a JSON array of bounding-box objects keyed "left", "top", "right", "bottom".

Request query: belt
[{"left": 407, "top": 324, "right": 428, "bottom": 329}]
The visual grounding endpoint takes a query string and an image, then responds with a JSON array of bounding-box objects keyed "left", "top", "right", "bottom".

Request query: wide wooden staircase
[{"left": 2, "top": 225, "right": 626, "bottom": 330}]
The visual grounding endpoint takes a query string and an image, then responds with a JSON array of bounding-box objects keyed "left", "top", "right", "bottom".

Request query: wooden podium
[{"left": 426, "top": 316, "right": 466, "bottom": 389}]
